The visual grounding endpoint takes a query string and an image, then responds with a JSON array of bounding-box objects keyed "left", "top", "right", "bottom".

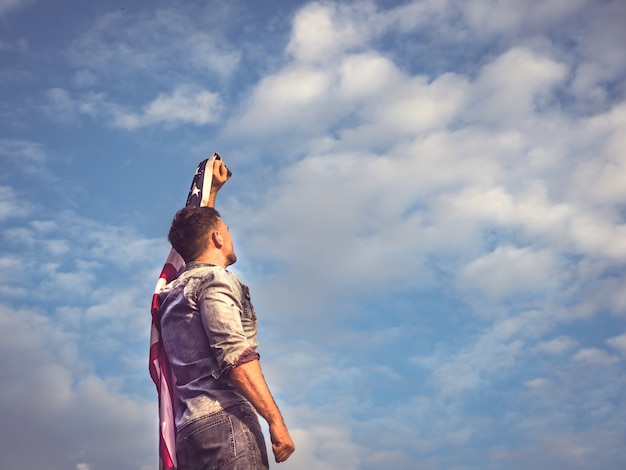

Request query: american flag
[{"left": 149, "top": 153, "right": 223, "bottom": 469}]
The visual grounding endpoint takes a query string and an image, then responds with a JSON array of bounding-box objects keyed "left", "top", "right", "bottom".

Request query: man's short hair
[{"left": 168, "top": 206, "right": 221, "bottom": 263}]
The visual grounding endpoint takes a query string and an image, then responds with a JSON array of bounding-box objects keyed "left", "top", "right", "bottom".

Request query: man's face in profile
[{"left": 218, "top": 218, "right": 237, "bottom": 266}]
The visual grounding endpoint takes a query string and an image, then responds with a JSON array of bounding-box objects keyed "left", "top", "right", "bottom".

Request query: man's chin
[{"left": 227, "top": 255, "right": 237, "bottom": 266}]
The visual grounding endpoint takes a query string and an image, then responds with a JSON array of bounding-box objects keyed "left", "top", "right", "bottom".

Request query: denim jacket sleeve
[{"left": 197, "top": 268, "right": 259, "bottom": 376}]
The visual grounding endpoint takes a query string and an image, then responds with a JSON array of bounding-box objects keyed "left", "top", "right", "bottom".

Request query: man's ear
[{"left": 211, "top": 230, "right": 223, "bottom": 248}]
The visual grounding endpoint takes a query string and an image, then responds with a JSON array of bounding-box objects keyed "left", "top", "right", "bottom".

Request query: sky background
[{"left": 1, "top": 0, "right": 626, "bottom": 469}]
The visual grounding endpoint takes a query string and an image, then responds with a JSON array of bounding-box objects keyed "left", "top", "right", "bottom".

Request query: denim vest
[{"left": 159, "top": 262, "right": 260, "bottom": 431}]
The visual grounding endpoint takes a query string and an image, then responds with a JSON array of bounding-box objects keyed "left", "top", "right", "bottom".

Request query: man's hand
[
  {"left": 270, "top": 423, "right": 295, "bottom": 463},
  {"left": 229, "top": 360, "right": 295, "bottom": 463},
  {"left": 207, "top": 155, "right": 231, "bottom": 208},
  {"left": 212, "top": 156, "right": 231, "bottom": 191}
]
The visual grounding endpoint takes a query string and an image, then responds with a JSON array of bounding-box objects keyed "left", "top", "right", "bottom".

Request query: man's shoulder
[
  {"left": 183, "top": 263, "right": 244, "bottom": 291},
  {"left": 159, "top": 263, "right": 222, "bottom": 294},
  {"left": 183, "top": 262, "right": 224, "bottom": 277}
]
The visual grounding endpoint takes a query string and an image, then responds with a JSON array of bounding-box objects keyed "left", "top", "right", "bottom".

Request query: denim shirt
[{"left": 158, "top": 262, "right": 260, "bottom": 431}]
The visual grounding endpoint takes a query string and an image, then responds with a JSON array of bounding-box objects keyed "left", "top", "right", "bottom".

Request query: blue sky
[{"left": 1, "top": 0, "right": 626, "bottom": 468}]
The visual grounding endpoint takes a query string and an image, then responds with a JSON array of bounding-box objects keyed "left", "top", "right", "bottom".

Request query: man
[{"left": 158, "top": 204, "right": 295, "bottom": 469}]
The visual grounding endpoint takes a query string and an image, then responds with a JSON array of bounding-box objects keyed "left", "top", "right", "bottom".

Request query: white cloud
[
  {"left": 414, "top": 310, "right": 552, "bottom": 395},
  {"left": 606, "top": 333, "right": 626, "bottom": 356},
  {"left": 466, "top": 47, "right": 568, "bottom": 124},
  {"left": 376, "top": 72, "right": 468, "bottom": 135},
  {"left": 227, "top": 64, "right": 334, "bottom": 141},
  {"left": 534, "top": 336, "right": 578, "bottom": 355},
  {"left": 461, "top": 0, "right": 590, "bottom": 37},
  {"left": 0, "top": 304, "right": 156, "bottom": 469},
  {"left": 572, "top": 347, "right": 619, "bottom": 365},
  {"left": 66, "top": 5, "right": 240, "bottom": 79},
  {"left": 228, "top": 51, "right": 468, "bottom": 148},
  {"left": 286, "top": 1, "right": 377, "bottom": 64},
  {"left": 570, "top": 0, "right": 626, "bottom": 108},
  {"left": 230, "top": 58, "right": 626, "bottom": 327},
  {"left": 42, "top": 88, "right": 115, "bottom": 124},
  {"left": 0, "top": 157, "right": 162, "bottom": 463},
  {"left": 569, "top": 102, "right": 626, "bottom": 205},
  {"left": 0, "top": 185, "right": 33, "bottom": 221},
  {"left": 42, "top": 85, "right": 223, "bottom": 130},
  {"left": 215, "top": 17, "right": 626, "bottom": 454},
  {"left": 457, "top": 245, "right": 563, "bottom": 302},
  {"left": 525, "top": 377, "right": 550, "bottom": 389},
  {"left": 44, "top": 88, "right": 80, "bottom": 122},
  {"left": 112, "top": 85, "right": 221, "bottom": 129},
  {"left": 382, "top": 0, "right": 451, "bottom": 33},
  {"left": 0, "top": 138, "right": 47, "bottom": 162},
  {"left": 0, "top": 203, "right": 166, "bottom": 389},
  {"left": 280, "top": 423, "right": 364, "bottom": 470}
]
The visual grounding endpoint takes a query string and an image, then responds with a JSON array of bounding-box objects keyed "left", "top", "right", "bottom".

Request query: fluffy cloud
[
  {"left": 42, "top": 86, "right": 221, "bottom": 129},
  {"left": 460, "top": 0, "right": 590, "bottom": 36},
  {"left": 572, "top": 347, "right": 619, "bottom": 365},
  {"left": 0, "top": 138, "right": 47, "bottom": 162},
  {"left": 42, "top": 88, "right": 116, "bottom": 124},
  {"left": 0, "top": 304, "right": 156, "bottom": 470},
  {"left": 286, "top": 1, "right": 378, "bottom": 63},
  {"left": 0, "top": 196, "right": 167, "bottom": 392},
  {"left": 466, "top": 47, "right": 568, "bottom": 124},
  {"left": 112, "top": 85, "right": 221, "bottom": 129},
  {"left": 606, "top": 333, "right": 626, "bottom": 356},
  {"left": 533, "top": 336, "right": 578, "bottom": 355},
  {"left": 0, "top": 185, "right": 25, "bottom": 221},
  {"left": 66, "top": 5, "right": 240, "bottom": 80}
]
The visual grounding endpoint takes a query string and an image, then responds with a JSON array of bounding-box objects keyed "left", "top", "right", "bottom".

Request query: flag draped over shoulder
[{"left": 149, "top": 153, "right": 221, "bottom": 470}]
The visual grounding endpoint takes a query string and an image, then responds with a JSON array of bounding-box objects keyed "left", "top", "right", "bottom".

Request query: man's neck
[{"left": 194, "top": 251, "right": 227, "bottom": 268}]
